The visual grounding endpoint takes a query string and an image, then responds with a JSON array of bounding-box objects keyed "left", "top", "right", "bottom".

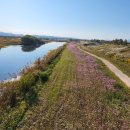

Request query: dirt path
[{"left": 78, "top": 46, "right": 130, "bottom": 88}]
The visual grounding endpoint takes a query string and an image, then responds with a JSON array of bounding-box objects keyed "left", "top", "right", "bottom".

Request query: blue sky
[{"left": 0, "top": 0, "right": 130, "bottom": 39}]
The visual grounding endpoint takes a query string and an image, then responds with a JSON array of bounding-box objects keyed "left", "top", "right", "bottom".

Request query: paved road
[{"left": 78, "top": 46, "right": 130, "bottom": 88}]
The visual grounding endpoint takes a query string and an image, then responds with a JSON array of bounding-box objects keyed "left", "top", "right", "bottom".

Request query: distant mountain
[
  {"left": 0, "top": 32, "right": 22, "bottom": 37},
  {"left": 0, "top": 32, "right": 80, "bottom": 41},
  {"left": 33, "top": 35, "right": 81, "bottom": 42},
  {"left": 33, "top": 35, "right": 78, "bottom": 40}
]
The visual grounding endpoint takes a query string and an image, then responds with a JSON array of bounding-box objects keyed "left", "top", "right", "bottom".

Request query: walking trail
[{"left": 78, "top": 46, "right": 130, "bottom": 88}]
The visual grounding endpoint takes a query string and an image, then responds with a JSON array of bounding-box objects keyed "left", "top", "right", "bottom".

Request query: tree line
[{"left": 112, "top": 39, "right": 128, "bottom": 45}]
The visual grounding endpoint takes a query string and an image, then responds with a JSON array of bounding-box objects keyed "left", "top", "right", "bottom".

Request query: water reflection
[
  {"left": 21, "top": 44, "right": 42, "bottom": 52},
  {"left": 0, "top": 42, "right": 65, "bottom": 81}
]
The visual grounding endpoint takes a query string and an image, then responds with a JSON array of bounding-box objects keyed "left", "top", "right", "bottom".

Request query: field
[
  {"left": 16, "top": 44, "right": 130, "bottom": 130},
  {"left": 80, "top": 43, "right": 130, "bottom": 77},
  {"left": 0, "top": 37, "right": 21, "bottom": 48}
]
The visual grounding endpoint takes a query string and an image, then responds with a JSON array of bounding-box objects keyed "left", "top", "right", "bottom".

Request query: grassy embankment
[
  {"left": 16, "top": 44, "right": 130, "bottom": 130},
  {"left": 79, "top": 43, "right": 130, "bottom": 77},
  {"left": 0, "top": 44, "right": 65, "bottom": 129},
  {"left": 0, "top": 37, "right": 21, "bottom": 48}
]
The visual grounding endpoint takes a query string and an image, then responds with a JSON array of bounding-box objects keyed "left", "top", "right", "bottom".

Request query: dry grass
[
  {"left": 80, "top": 43, "right": 130, "bottom": 77},
  {"left": 0, "top": 37, "right": 21, "bottom": 48}
]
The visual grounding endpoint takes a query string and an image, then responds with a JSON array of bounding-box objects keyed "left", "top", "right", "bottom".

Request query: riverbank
[
  {"left": 0, "top": 36, "right": 66, "bottom": 49},
  {"left": 0, "top": 44, "right": 66, "bottom": 129},
  {"left": 0, "top": 36, "right": 51, "bottom": 49},
  {"left": 11, "top": 44, "right": 130, "bottom": 129},
  {"left": 0, "top": 42, "right": 65, "bottom": 81},
  {"left": 0, "top": 37, "right": 21, "bottom": 48}
]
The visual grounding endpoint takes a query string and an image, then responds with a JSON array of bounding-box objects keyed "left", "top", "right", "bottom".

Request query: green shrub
[
  {"left": 21, "top": 35, "right": 44, "bottom": 45},
  {"left": 25, "top": 86, "right": 38, "bottom": 105},
  {"left": 20, "top": 74, "right": 38, "bottom": 105},
  {"left": 46, "top": 68, "right": 52, "bottom": 75},
  {"left": 106, "top": 91, "right": 127, "bottom": 104},
  {"left": 39, "top": 71, "right": 49, "bottom": 83},
  {"left": 114, "top": 83, "right": 123, "bottom": 90},
  {"left": 20, "top": 74, "right": 36, "bottom": 96},
  {"left": 10, "top": 92, "right": 17, "bottom": 107},
  {"left": 31, "top": 70, "right": 41, "bottom": 82}
]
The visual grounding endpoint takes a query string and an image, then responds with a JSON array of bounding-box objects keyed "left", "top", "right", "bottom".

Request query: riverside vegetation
[
  {"left": 0, "top": 43, "right": 130, "bottom": 130},
  {"left": 21, "top": 35, "right": 45, "bottom": 45},
  {"left": 0, "top": 35, "right": 44, "bottom": 49},
  {"left": 0, "top": 44, "right": 65, "bottom": 129},
  {"left": 0, "top": 37, "right": 21, "bottom": 48}
]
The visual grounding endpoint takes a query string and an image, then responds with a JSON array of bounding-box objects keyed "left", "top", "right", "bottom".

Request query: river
[{"left": 0, "top": 42, "right": 65, "bottom": 81}]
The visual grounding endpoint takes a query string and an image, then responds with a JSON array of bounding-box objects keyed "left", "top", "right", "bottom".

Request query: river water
[{"left": 0, "top": 42, "right": 65, "bottom": 81}]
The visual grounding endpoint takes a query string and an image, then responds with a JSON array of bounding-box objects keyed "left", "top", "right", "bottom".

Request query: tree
[
  {"left": 112, "top": 39, "right": 127, "bottom": 45},
  {"left": 21, "top": 35, "right": 44, "bottom": 45},
  {"left": 124, "top": 39, "right": 128, "bottom": 45}
]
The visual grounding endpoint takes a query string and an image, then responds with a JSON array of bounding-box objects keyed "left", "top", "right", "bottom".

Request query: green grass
[
  {"left": 97, "top": 60, "right": 130, "bottom": 103},
  {"left": 47, "top": 48, "right": 76, "bottom": 106},
  {"left": 16, "top": 46, "right": 77, "bottom": 129}
]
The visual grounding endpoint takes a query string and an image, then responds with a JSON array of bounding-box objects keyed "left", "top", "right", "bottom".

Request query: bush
[
  {"left": 39, "top": 71, "right": 49, "bottom": 83},
  {"left": 25, "top": 86, "right": 38, "bottom": 105},
  {"left": 21, "top": 35, "right": 44, "bottom": 45},
  {"left": 20, "top": 74, "right": 38, "bottom": 105},
  {"left": 20, "top": 74, "right": 36, "bottom": 96},
  {"left": 114, "top": 83, "right": 123, "bottom": 90},
  {"left": 10, "top": 92, "right": 17, "bottom": 107},
  {"left": 31, "top": 70, "right": 41, "bottom": 82},
  {"left": 106, "top": 90, "right": 128, "bottom": 104}
]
